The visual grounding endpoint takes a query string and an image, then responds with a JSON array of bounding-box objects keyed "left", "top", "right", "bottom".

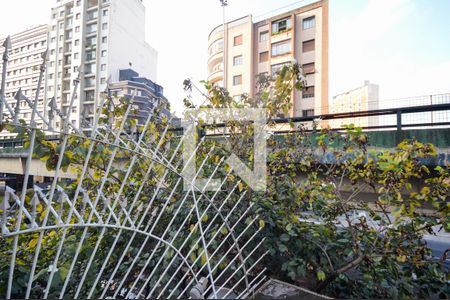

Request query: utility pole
[
  {"left": 220, "top": 0, "right": 228, "bottom": 89},
  {"left": 0, "top": 36, "right": 12, "bottom": 125}
]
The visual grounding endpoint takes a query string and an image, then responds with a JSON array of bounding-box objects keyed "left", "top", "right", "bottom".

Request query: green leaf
[
  {"left": 280, "top": 233, "right": 290, "bottom": 242},
  {"left": 201, "top": 214, "right": 209, "bottom": 223},
  {"left": 286, "top": 223, "right": 293, "bottom": 232},
  {"left": 317, "top": 270, "right": 326, "bottom": 281},
  {"left": 238, "top": 182, "right": 244, "bottom": 192},
  {"left": 279, "top": 244, "right": 288, "bottom": 252},
  {"left": 259, "top": 219, "right": 265, "bottom": 229}
]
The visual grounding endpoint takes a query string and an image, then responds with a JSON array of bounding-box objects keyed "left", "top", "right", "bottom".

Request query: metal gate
[{"left": 0, "top": 40, "right": 266, "bottom": 298}]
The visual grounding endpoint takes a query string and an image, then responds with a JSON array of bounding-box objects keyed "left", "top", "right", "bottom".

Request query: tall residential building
[
  {"left": 109, "top": 69, "right": 170, "bottom": 125},
  {"left": 0, "top": 25, "right": 49, "bottom": 138},
  {"left": 47, "top": 0, "right": 157, "bottom": 129},
  {"left": 330, "top": 80, "right": 380, "bottom": 129},
  {"left": 207, "top": 0, "right": 329, "bottom": 118}
]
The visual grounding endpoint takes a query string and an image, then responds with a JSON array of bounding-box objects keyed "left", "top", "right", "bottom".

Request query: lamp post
[
  {"left": 220, "top": 0, "right": 228, "bottom": 89},
  {"left": 0, "top": 36, "right": 12, "bottom": 124}
]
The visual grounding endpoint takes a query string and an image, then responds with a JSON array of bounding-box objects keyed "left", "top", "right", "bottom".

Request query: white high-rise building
[
  {"left": 47, "top": 0, "right": 157, "bottom": 129},
  {"left": 0, "top": 25, "right": 49, "bottom": 138}
]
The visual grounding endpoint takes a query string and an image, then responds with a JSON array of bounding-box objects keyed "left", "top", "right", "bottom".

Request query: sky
[{"left": 0, "top": 0, "right": 449, "bottom": 115}]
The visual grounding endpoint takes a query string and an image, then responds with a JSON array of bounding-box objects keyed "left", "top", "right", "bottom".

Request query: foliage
[
  {"left": 0, "top": 63, "right": 448, "bottom": 299},
  {"left": 0, "top": 93, "right": 258, "bottom": 298},
  {"left": 183, "top": 63, "right": 450, "bottom": 299}
]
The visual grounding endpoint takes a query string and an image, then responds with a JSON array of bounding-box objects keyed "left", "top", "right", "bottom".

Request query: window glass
[
  {"left": 233, "top": 55, "right": 243, "bottom": 66},
  {"left": 259, "top": 31, "right": 269, "bottom": 42},
  {"left": 271, "top": 41, "right": 290, "bottom": 56},
  {"left": 303, "top": 16, "right": 315, "bottom": 30},
  {"left": 272, "top": 17, "right": 292, "bottom": 34},
  {"left": 233, "top": 75, "right": 242, "bottom": 85}
]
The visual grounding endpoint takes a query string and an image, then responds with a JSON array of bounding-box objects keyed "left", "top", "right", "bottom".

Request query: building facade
[
  {"left": 46, "top": 0, "right": 158, "bottom": 130},
  {"left": 207, "top": 0, "right": 329, "bottom": 118},
  {"left": 109, "top": 69, "right": 170, "bottom": 124},
  {"left": 329, "top": 80, "right": 380, "bottom": 129},
  {"left": 0, "top": 25, "right": 49, "bottom": 138}
]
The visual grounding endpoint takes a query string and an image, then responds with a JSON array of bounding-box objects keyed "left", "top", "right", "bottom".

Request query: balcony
[
  {"left": 87, "top": 0, "right": 99, "bottom": 10},
  {"left": 271, "top": 29, "right": 293, "bottom": 44},
  {"left": 87, "top": 11, "right": 98, "bottom": 22},
  {"left": 208, "top": 38, "right": 224, "bottom": 62},
  {"left": 207, "top": 50, "right": 223, "bottom": 65},
  {"left": 207, "top": 69, "right": 223, "bottom": 84}
]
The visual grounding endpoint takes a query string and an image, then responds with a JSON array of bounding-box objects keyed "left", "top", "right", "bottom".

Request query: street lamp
[{"left": 220, "top": 0, "right": 228, "bottom": 89}]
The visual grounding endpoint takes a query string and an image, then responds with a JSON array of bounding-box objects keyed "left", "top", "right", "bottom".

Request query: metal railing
[{"left": 0, "top": 40, "right": 265, "bottom": 299}]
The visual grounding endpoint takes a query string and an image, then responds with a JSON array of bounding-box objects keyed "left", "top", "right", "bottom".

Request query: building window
[
  {"left": 234, "top": 35, "right": 243, "bottom": 46},
  {"left": 102, "top": 23, "right": 108, "bottom": 30},
  {"left": 101, "top": 64, "right": 106, "bottom": 71},
  {"left": 85, "top": 90, "right": 95, "bottom": 102},
  {"left": 101, "top": 50, "right": 107, "bottom": 57},
  {"left": 86, "top": 50, "right": 96, "bottom": 60},
  {"left": 86, "top": 36, "right": 96, "bottom": 47},
  {"left": 75, "top": 26, "right": 80, "bottom": 32},
  {"left": 302, "top": 109, "right": 314, "bottom": 117},
  {"left": 259, "top": 31, "right": 269, "bottom": 42},
  {"left": 103, "top": 9, "right": 108, "bottom": 16},
  {"left": 74, "top": 53, "right": 79, "bottom": 59},
  {"left": 233, "top": 75, "right": 242, "bottom": 86},
  {"left": 85, "top": 63, "right": 96, "bottom": 74},
  {"left": 272, "top": 17, "right": 291, "bottom": 34},
  {"left": 102, "top": 36, "right": 107, "bottom": 43},
  {"left": 303, "top": 16, "right": 315, "bottom": 30},
  {"left": 76, "top": 13, "right": 81, "bottom": 19},
  {"left": 233, "top": 55, "right": 243, "bottom": 66},
  {"left": 302, "top": 63, "right": 315, "bottom": 74},
  {"left": 85, "top": 78, "right": 95, "bottom": 87},
  {"left": 101, "top": 77, "right": 106, "bottom": 84},
  {"left": 302, "top": 39, "right": 315, "bottom": 52},
  {"left": 271, "top": 40, "right": 290, "bottom": 56},
  {"left": 271, "top": 63, "right": 288, "bottom": 78},
  {"left": 259, "top": 51, "right": 269, "bottom": 63},
  {"left": 86, "top": 23, "right": 97, "bottom": 34},
  {"left": 302, "top": 86, "right": 315, "bottom": 98}
]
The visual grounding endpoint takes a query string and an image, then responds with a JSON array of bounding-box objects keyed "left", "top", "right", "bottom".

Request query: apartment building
[
  {"left": 47, "top": 0, "right": 158, "bottom": 129},
  {"left": 329, "top": 80, "right": 380, "bottom": 129},
  {"left": 0, "top": 25, "right": 49, "bottom": 138},
  {"left": 207, "top": 0, "right": 328, "bottom": 118},
  {"left": 109, "top": 69, "right": 170, "bottom": 125}
]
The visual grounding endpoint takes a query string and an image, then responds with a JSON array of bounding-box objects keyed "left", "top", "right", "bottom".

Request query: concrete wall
[{"left": 108, "top": 0, "right": 157, "bottom": 83}]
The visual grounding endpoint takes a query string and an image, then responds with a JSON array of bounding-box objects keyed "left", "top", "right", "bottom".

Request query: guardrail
[{"left": 1, "top": 103, "right": 449, "bottom": 151}]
